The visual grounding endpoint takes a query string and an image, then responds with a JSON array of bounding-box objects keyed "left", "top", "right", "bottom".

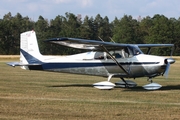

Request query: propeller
[
  {"left": 164, "top": 58, "right": 175, "bottom": 78},
  {"left": 164, "top": 62, "right": 170, "bottom": 78}
]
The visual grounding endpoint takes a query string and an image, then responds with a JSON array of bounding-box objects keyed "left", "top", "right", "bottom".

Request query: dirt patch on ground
[{"left": 0, "top": 55, "right": 19, "bottom": 59}]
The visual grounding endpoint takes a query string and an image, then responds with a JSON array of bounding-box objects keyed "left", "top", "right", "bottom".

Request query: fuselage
[
  {"left": 7, "top": 31, "right": 175, "bottom": 83},
  {"left": 25, "top": 52, "right": 169, "bottom": 78}
]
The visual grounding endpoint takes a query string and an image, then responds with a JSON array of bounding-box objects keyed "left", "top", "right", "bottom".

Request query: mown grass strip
[{"left": 0, "top": 58, "right": 180, "bottom": 119}]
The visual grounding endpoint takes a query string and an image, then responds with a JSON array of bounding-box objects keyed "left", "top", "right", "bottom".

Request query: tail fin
[{"left": 20, "top": 31, "right": 42, "bottom": 68}]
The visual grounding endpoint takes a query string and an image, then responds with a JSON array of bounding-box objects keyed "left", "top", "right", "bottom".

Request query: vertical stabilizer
[{"left": 20, "top": 31, "right": 42, "bottom": 69}]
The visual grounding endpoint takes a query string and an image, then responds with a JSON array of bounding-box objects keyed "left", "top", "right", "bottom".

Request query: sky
[{"left": 0, "top": 0, "right": 180, "bottom": 22}]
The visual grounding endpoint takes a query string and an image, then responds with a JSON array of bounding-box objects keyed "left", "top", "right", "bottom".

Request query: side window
[
  {"left": 94, "top": 52, "right": 104, "bottom": 59},
  {"left": 114, "top": 53, "right": 122, "bottom": 58},
  {"left": 106, "top": 51, "right": 122, "bottom": 59}
]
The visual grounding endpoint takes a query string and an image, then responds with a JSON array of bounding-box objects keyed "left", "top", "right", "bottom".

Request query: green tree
[
  {"left": 0, "top": 12, "right": 179, "bottom": 55},
  {"left": 98, "top": 16, "right": 112, "bottom": 42},
  {"left": 34, "top": 15, "right": 49, "bottom": 54},
  {"left": 112, "top": 15, "right": 142, "bottom": 44},
  {"left": 172, "top": 17, "right": 180, "bottom": 55},
  {"left": 145, "top": 15, "right": 174, "bottom": 55},
  {"left": 44, "top": 15, "right": 64, "bottom": 55},
  {"left": 59, "top": 12, "right": 81, "bottom": 37},
  {"left": 139, "top": 16, "right": 153, "bottom": 43},
  {"left": 147, "top": 15, "right": 173, "bottom": 44},
  {"left": 80, "top": 16, "right": 93, "bottom": 39}
]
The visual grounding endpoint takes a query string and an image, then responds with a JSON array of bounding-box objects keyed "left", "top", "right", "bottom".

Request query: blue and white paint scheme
[{"left": 7, "top": 31, "right": 175, "bottom": 90}]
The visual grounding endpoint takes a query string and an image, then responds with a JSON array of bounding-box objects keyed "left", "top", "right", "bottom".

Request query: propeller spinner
[{"left": 164, "top": 58, "right": 175, "bottom": 78}]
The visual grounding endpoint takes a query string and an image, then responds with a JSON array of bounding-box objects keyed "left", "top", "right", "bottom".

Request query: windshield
[{"left": 127, "top": 45, "right": 143, "bottom": 56}]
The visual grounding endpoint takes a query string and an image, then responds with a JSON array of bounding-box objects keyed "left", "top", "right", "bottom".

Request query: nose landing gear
[{"left": 143, "top": 77, "right": 162, "bottom": 90}]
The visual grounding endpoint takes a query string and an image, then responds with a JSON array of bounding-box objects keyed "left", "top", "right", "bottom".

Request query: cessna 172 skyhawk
[{"left": 7, "top": 31, "right": 175, "bottom": 90}]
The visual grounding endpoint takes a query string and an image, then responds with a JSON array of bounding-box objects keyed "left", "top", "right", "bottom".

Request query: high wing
[
  {"left": 45, "top": 37, "right": 174, "bottom": 51},
  {"left": 46, "top": 38, "right": 129, "bottom": 51},
  {"left": 136, "top": 44, "right": 174, "bottom": 48}
]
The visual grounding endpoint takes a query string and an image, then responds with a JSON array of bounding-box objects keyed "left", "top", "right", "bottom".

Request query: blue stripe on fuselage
[
  {"left": 42, "top": 62, "right": 104, "bottom": 69},
  {"left": 39, "top": 62, "right": 159, "bottom": 70}
]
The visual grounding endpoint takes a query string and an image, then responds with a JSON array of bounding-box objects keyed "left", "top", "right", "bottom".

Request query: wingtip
[{"left": 44, "top": 37, "right": 69, "bottom": 42}]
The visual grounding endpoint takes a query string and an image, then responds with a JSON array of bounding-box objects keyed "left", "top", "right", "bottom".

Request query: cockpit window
[
  {"left": 94, "top": 46, "right": 143, "bottom": 60},
  {"left": 94, "top": 52, "right": 104, "bottom": 59},
  {"left": 113, "top": 46, "right": 143, "bottom": 58}
]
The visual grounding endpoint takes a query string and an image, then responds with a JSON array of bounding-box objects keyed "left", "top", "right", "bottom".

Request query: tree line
[{"left": 0, "top": 12, "right": 180, "bottom": 55}]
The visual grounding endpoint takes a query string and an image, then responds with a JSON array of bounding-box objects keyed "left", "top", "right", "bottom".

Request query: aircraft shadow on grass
[
  {"left": 48, "top": 84, "right": 180, "bottom": 91},
  {"left": 48, "top": 84, "right": 93, "bottom": 88},
  {"left": 122, "top": 85, "right": 180, "bottom": 92}
]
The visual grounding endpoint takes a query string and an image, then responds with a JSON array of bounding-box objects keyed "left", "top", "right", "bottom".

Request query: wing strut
[{"left": 100, "top": 45, "right": 129, "bottom": 75}]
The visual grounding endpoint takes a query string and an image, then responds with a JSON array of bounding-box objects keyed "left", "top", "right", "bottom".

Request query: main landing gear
[
  {"left": 93, "top": 75, "right": 137, "bottom": 90},
  {"left": 93, "top": 74, "right": 115, "bottom": 90},
  {"left": 93, "top": 75, "right": 162, "bottom": 90},
  {"left": 115, "top": 78, "right": 137, "bottom": 88}
]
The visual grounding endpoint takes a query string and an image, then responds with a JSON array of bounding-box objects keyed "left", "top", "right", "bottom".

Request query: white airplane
[{"left": 7, "top": 30, "right": 175, "bottom": 90}]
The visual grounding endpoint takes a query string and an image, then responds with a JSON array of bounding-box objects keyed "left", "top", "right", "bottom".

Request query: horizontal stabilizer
[{"left": 7, "top": 62, "right": 42, "bottom": 67}]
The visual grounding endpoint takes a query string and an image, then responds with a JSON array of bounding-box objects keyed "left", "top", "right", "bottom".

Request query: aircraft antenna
[
  {"left": 170, "top": 45, "right": 175, "bottom": 57},
  {"left": 98, "top": 36, "right": 104, "bottom": 42},
  {"left": 109, "top": 37, "right": 115, "bottom": 43}
]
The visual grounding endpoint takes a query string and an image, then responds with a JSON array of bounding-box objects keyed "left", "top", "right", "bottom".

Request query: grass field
[{"left": 0, "top": 58, "right": 180, "bottom": 120}]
